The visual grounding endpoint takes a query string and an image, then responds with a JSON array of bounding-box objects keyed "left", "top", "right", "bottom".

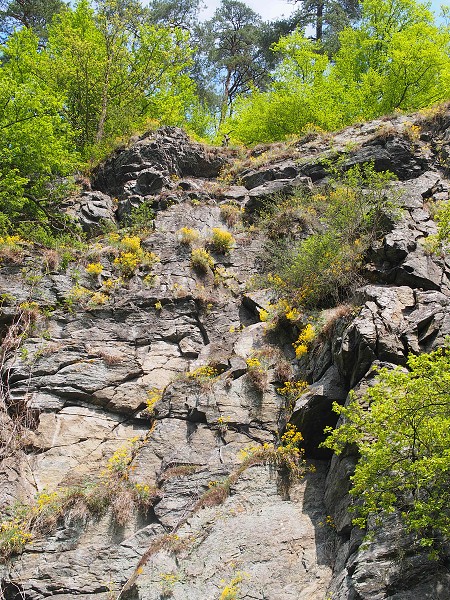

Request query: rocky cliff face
[{"left": 1, "top": 116, "right": 450, "bottom": 600}]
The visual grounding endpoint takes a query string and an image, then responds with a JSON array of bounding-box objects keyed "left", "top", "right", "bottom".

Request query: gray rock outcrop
[{"left": 1, "top": 112, "right": 450, "bottom": 600}]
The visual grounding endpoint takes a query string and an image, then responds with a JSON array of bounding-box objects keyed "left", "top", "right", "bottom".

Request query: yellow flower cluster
[
  {"left": 103, "top": 438, "right": 140, "bottom": 479},
  {"left": 133, "top": 483, "right": 155, "bottom": 503},
  {"left": 108, "top": 232, "right": 121, "bottom": 243},
  {"left": 187, "top": 365, "right": 219, "bottom": 380},
  {"left": 67, "top": 285, "right": 91, "bottom": 301},
  {"left": 259, "top": 309, "right": 269, "bottom": 322},
  {"left": 66, "top": 285, "right": 109, "bottom": 309},
  {"left": 146, "top": 388, "right": 163, "bottom": 415},
  {"left": 90, "top": 292, "right": 108, "bottom": 305},
  {"left": 281, "top": 423, "right": 304, "bottom": 451},
  {"left": 285, "top": 307, "right": 301, "bottom": 322},
  {"left": 86, "top": 262, "right": 103, "bottom": 275},
  {"left": 246, "top": 357, "right": 262, "bottom": 369},
  {"left": 293, "top": 323, "right": 315, "bottom": 358},
  {"left": 178, "top": 226, "right": 200, "bottom": 245},
  {"left": 112, "top": 235, "right": 160, "bottom": 276},
  {"left": 120, "top": 235, "right": 141, "bottom": 253},
  {"left": 0, "top": 235, "right": 21, "bottom": 247},
  {"left": 238, "top": 424, "right": 308, "bottom": 480},
  {"left": 210, "top": 228, "right": 235, "bottom": 254},
  {"left": 114, "top": 251, "right": 140, "bottom": 275},
  {"left": 191, "top": 247, "right": 215, "bottom": 272},
  {"left": 219, "top": 572, "right": 248, "bottom": 600},
  {"left": 277, "top": 380, "right": 307, "bottom": 400},
  {"left": 102, "top": 277, "right": 123, "bottom": 290},
  {"left": 36, "top": 491, "right": 59, "bottom": 511},
  {"left": 0, "top": 519, "right": 33, "bottom": 556},
  {"left": 267, "top": 273, "right": 285, "bottom": 288}
]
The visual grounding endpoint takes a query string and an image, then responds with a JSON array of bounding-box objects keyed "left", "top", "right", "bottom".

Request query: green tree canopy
[
  {"left": 0, "top": 27, "right": 77, "bottom": 230},
  {"left": 0, "top": 0, "right": 67, "bottom": 43},
  {"left": 201, "top": 0, "right": 268, "bottom": 126},
  {"left": 323, "top": 348, "right": 450, "bottom": 550},
  {"left": 225, "top": 0, "right": 450, "bottom": 144},
  {"left": 46, "top": 0, "right": 198, "bottom": 159}
]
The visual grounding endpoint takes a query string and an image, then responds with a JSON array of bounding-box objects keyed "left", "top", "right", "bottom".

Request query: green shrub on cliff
[
  {"left": 323, "top": 346, "right": 450, "bottom": 552},
  {"left": 263, "top": 163, "right": 398, "bottom": 307}
]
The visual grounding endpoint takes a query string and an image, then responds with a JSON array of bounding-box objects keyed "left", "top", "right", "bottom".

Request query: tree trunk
[
  {"left": 316, "top": 2, "right": 324, "bottom": 41},
  {"left": 219, "top": 67, "right": 232, "bottom": 128}
]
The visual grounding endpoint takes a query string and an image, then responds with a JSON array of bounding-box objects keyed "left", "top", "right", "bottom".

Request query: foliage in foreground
[{"left": 323, "top": 347, "right": 450, "bottom": 551}]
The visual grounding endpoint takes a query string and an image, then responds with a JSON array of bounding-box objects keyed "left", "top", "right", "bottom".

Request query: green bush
[
  {"left": 264, "top": 163, "right": 398, "bottom": 308},
  {"left": 323, "top": 347, "right": 450, "bottom": 553}
]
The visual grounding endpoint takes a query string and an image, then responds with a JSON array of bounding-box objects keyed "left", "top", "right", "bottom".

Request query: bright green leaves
[
  {"left": 0, "top": 28, "right": 77, "bottom": 225},
  {"left": 46, "top": 0, "right": 196, "bottom": 159},
  {"left": 323, "top": 348, "right": 450, "bottom": 548},
  {"left": 0, "top": 0, "right": 202, "bottom": 231},
  {"left": 225, "top": 0, "right": 450, "bottom": 144}
]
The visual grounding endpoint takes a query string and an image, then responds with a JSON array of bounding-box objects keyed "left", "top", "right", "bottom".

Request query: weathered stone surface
[
  {"left": 2, "top": 116, "right": 450, "bottom": 600},
  {"left": 291, "top": 365, "right": 347, "bottom": 458},
  {"left": 92, "top": 127, "right": 229, "bottom": 200},
  {"left": 246, "top": 175, "right": 313, "bottom": 214},
  {"left": 64, "top": 191, "right": 116, "bottom": 234},
  {"left": 133, "top": 463, "right": 333, "bottom": 600}
]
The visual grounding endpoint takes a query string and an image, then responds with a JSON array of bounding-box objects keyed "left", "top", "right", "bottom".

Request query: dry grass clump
[
  {"left": 220, "top": 203, "right": 243, "bottom": 227},
  {"left": 417, "top": 101, "right": 450, "bottom": 133},
  {"left": 94, "top": 349, "right": 123, "bottom": 365},
  {"left": 178, "top": 227, "right": 200, "bottom": 245},
  {"left": 372, "top": 122, "right": 397, "bottom": 141},
  {"left": 274, "top": 359, "right": 293, "bottom": 382},
  {"left": 217, "top": 141, "right": 298, "bottom": 184},
  {"left": 42, "top": 249, "right": 61, "bottom": 271},
  {"left": 159, "top": 464, "right": 200, "bottom": 481},
  {"left": 193, "top": 479, "right": 232, "bottom": 511},
  {"left": 319, "top": 304, "right": 355, "bottom": 340}
]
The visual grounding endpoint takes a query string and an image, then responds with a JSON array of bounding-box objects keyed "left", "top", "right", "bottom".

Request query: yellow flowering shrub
[
  {"left": 0, "top": 518, "right": 33, "bottom": 558},
  {"left": 238, "top": 424, "right": 310, "bottom": 481},
  {"left": 146, "top": 388, "right": 163, "bottom": 415},
  {"left": 90, "top": 292, "right": 108, "bottom": 306},
  {"left": 178, "top": 227, "right": 200, "bottom": 245},
  {"left": 293, "top": 324, "right": 315, "bottom": 358},
  {"left": 102, "top": 277, "right": 123, "bottom": 290},
  {"left": 187, "top": 365, "right": 219, "bottom": 381},
  {"left": 114, "top": 251, "right": 140, "bottom": 276},
  {"left": 219, "top": 572, "right": 248, "bottom": 600},
  {"left": 190, "top": 247, "right": 214, "bottom": 272},
  {"left": 86, "top": 262, "right": 103, "bottom": 276},
  {"left": 120, "top": 235, "right": 142, "bottom": 254},
  {"left": 0, "top": 235, "right": 22, "bottom": 251},
  {"left": 259, "top": 309, "right": 269, "bottom": 322},
  {"left": 209, "top": 228, "right": 235, "bottom": 254},
  {"left": 246, "top": 357, "right": 261, "bottom": 369},
  {"left": 278, "top": 380, "right": 308, "bottom": 411}
]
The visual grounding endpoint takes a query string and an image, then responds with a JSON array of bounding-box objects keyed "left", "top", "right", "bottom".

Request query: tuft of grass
[{"left": 190, "top": 247, "right": 215, "bottom": 272}]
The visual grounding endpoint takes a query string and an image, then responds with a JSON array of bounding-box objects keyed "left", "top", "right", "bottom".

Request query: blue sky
[{"left": 200, "top": 0, "right": 446, "bottom": 21}]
